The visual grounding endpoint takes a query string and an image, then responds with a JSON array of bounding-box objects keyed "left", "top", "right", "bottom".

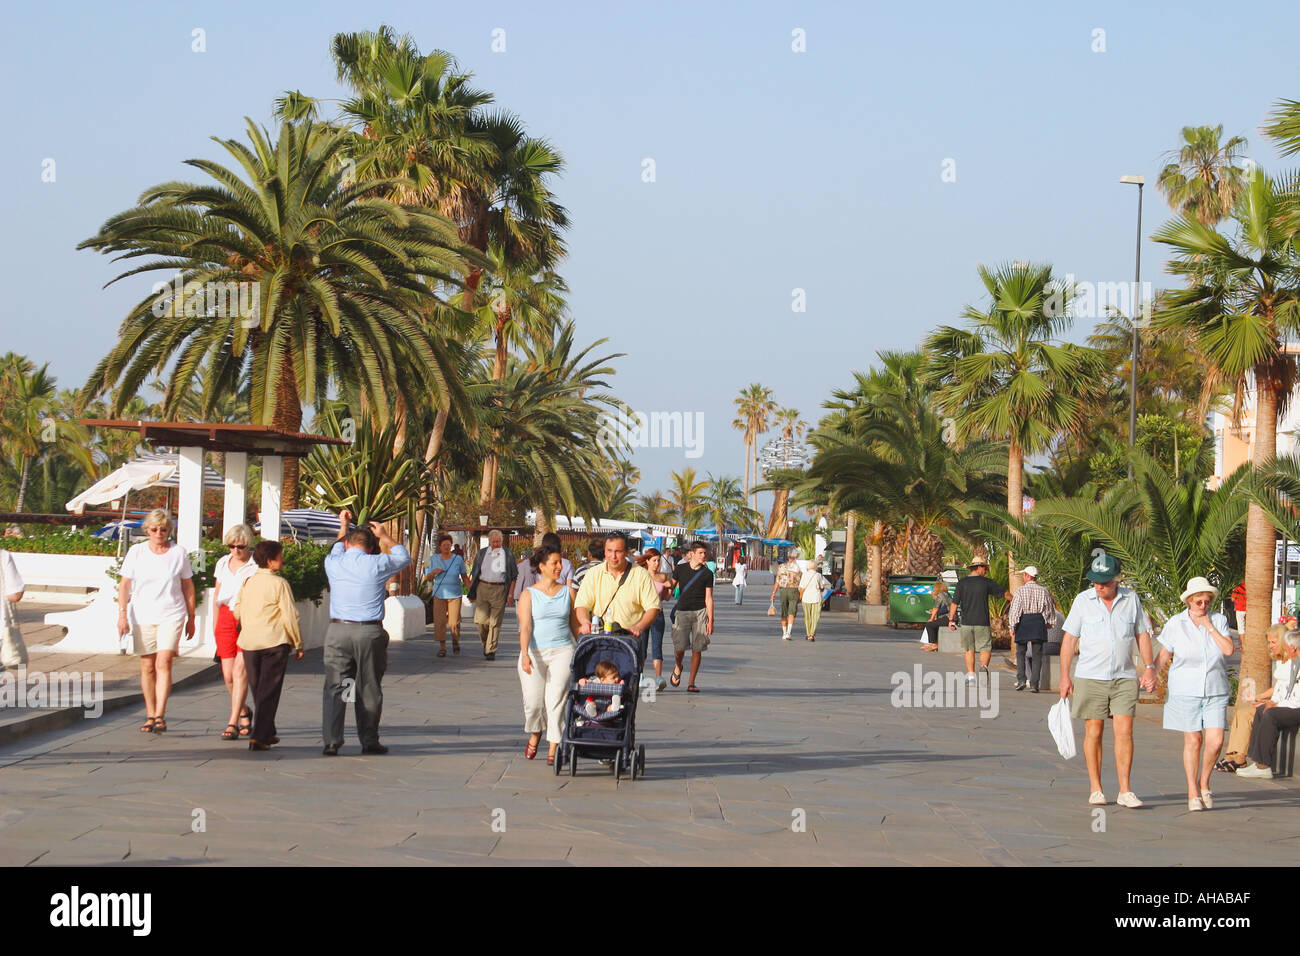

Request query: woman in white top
[
  {"left": 732, "top": 556, "right": 748, "bottom": 605},
  {"left": 213, "top": 523, "right": 258, "bottom": 740},
  {"left": 798, "top": 560, "right": 828, "bottom": 642},
  {"left": 1154, "top": 576, "right": 1235, "bottom": 811},
  {"left": 116, "top": 509, "right": 196, "bottom": 734}
]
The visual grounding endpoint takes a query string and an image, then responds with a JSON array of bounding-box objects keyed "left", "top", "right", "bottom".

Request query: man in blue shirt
[
  {"left": 1059, "top": 553, "right": 1156, "bottom": 807},
  {"left": 321, "top": 509, "right": 411, "bottom": 756}
]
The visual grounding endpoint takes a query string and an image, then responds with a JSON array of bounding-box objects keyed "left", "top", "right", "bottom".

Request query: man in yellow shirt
[{"left": 574, "top": 532, "right": 661, "bottom": 642}]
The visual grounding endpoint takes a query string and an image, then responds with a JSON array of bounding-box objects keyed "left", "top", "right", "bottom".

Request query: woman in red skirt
[{"left": 213, "top": 524, "right": 258, "bottom": 739}]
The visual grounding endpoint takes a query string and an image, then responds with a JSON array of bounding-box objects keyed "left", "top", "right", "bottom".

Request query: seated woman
[{"left": 1217, "top": 622, "right": 1290, "bottom": 772}]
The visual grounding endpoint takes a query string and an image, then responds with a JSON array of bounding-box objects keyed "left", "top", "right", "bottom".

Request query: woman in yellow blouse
[{"left": 232, "top": 541, "right": 303, "bottom": 751}]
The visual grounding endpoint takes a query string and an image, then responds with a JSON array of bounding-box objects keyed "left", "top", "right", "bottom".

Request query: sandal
[
  {"left": 452, "top": 642, "right": 461, "bottom": 655},
  {"left": 687, "top": 685, "right": 700, "bottom": 693},
  {"left": 806, "top": 636, "right": 815, "bottom": 642},
  {"left": 670, "top": 668, "right": 682, "bottom": 687},
  {"left": 238, "top": 707, "right": 252, "bottom": 737},
  {"left": 546, "top": 750, "right": 557, "bottom": 766},
  {"left": 525, "top": 736, "right": 540, "bottom": 759},
  {"left": 153, "top": 716, "right": 167, "bottom": 734},
  {"left": 139, "top": 716, "right": 157, "bottom": 733},
  {"left": 437, "top": 646, "right": 447, "bottom": 658},
  {"left": 220, "top": 723, "right": 239, "bottom": 740}
]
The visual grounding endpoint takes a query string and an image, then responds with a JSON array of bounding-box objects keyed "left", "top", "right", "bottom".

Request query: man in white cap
[
  {"left": 1007, "top": 565, "right": 1057, "bottom": 692},
  {"left": 1059, "top": 552, "right": 1157, "bottom": 807}
]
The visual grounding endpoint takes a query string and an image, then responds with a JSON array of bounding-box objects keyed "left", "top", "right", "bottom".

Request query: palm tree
[
  {"left": 634, "top": 490, "right": 671, "bottom": 525},
  {"left": 762, "top": 407, "right": 807, "bottom": 535},
  {"left": 666, "top": 468, "right": 709, "bottom": 529},
  {"left": 923, "top": 262, "right": 1106, "bottom": 592},
  {"left": 1030, "top": 446, "right": 1248, "bottom": 619},
  {"left": 78, "top": 119, "right": 478, "bottom": 507},
  {"left": 1156, "top": 125, "right": 1251, "bottom": 227},
  {"left": 0, "top": 358, "right": 94, "bottom": 512},
  {"left": 733, "top": 383, "right": 777, "bottom": 510},
  {"left": 1151, "top": 170, "right": 1300, "bottom": 696},
  {"left": 701, "top": 474, "right": 761, "bottom": 563}
]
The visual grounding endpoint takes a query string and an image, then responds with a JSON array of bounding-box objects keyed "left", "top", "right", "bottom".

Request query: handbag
[
  {"left": 767, "top": 601, "right": 777, "bottom": 616},
  {"left": 0, "top": 553, "right": 28, "bottom": 670}
]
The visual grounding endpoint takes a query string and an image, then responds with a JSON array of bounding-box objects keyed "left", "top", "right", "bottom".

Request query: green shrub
[{"left": 1, "top": 531, "right": 117, "bottom": 556}]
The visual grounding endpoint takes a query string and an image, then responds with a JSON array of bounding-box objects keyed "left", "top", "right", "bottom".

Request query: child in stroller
[{"left": 554, "top": 634, "right": 647, "bottom": 781}]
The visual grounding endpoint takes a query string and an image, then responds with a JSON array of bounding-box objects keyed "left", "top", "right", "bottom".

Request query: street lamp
[{"left": 1120, "top": 174, "right": 1145, "bottom": 463}]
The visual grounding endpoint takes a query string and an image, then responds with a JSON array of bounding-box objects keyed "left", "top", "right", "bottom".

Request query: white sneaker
[
  {"left": 1088, "top": 791, "right": 1107, "bottom": 805},
  {"left": 1116, "top": 791, "right": 1144, "bottom": 808},
  {"left": 1188, "top": 797, "right": 1204, "bottom": 811},
  {"left": 1237, "top": 763, "right": 1274, "bottom": 779},
  {"left": 965, "top": 673, "right": 976, "bottom": 685},
  {"left": 1200, "top": 790, "right": 1213, "bottom": 809}
]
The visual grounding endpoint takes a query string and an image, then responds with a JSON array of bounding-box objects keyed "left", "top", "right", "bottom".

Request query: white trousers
[{"left": 518, "top": 643, "right": 574, "bottom": 744}]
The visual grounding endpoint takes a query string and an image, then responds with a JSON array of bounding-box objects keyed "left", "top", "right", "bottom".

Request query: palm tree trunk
[
  {"left": 1242, "top": 375, "right": 1279, "bottom": 698},
  {"left": 534, "top": 507, "right": 552, "bottom": 547},
  {"left": 414, "top": 405, "right": 451, "bottom": 574},
  {"left": 1007, "top": 441, "right": 1023, "bottom": 594},
  {"left": 868, "top": 519, "right": 884, "bottom": 605},
  {"left": 478, "top": 314, "right": 510, "bottom": 507},
  {"left": 844, "top": 512, "right": 857, "bottom": 600},
  {"left": 270, "top": 358, "right": 304, "bottom": 509},
  {"left": 15, "top": 454, "right": 32, "bottom": 513}
]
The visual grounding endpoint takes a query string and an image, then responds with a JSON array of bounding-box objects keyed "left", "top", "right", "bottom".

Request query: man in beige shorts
[{"left": 1059, "top": 552, "right": 1156, "bottom": 807}]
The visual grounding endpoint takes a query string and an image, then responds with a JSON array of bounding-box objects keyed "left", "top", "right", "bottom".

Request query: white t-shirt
[
  {"left": 798, "top": 569, "right": 827, "bottom": 604},
  {"left": 0, "top": 550, "right": 24, "bottom": 597},
  {"left": 214, "top": 553, "right": 259, "bottom": 607},
  {"left": 732, "top": 564, "right": 748, "bottom": 587},
  {"left": 120, "top": 542, "right": 193, "bottom": 625}
]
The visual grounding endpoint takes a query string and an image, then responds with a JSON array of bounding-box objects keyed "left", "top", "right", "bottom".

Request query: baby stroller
[{"left": 553, "top": 632, "right": 647, "bottom": 781}]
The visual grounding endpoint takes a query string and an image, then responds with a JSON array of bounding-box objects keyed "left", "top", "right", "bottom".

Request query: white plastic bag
[{"left": 1048, "top": 698, "right": 1076, "bottom": 760}]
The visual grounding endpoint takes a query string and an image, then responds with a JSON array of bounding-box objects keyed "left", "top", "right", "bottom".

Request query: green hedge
[{"left": 4, "top": 532, "right": 331, "bottom": 604}]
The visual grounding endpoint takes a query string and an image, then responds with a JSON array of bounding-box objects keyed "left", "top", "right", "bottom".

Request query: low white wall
[{"left": 9, "top": 553, "right": 117, "bottom": 605}]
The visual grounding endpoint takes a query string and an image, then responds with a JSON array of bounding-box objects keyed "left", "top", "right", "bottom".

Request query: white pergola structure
[{"left": 81, "top": 421, "right": 348, "bottom": 548}]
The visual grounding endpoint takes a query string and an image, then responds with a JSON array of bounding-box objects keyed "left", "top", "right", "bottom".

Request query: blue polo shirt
[
  {"left": 325, "top": 542, "right": 411, "bottom": 621},
  {"left": 1062, "top": 586, "right": 1152, "bottom": 681}
]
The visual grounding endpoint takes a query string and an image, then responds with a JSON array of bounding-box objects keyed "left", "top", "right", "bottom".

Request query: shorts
[
  {"left": 133, "top": 619, "right": 184, "bottom": 655},
  {"left": 959, "top": 625, "right": 992, "bottom": 652},
  {"left": 1163, "top": 693, "right": 1229, "bottom": 732},
  {"left": 214, "top": 604, "right": 240, "bottom": 659},
  {"left": 672, "top": 607, "right": 710, "bottom": 654},
  {"left": 779, "top": 588, "right": 800, "bottom": 618},
  {"left": 1071, "top": 677, "right": 1139, "bottom": 720}
]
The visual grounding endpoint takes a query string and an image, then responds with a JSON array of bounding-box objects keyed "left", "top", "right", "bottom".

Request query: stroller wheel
[
  {"left": 552, "top": 747, "right": 562, "bottom": 776},
  {"left": 637, "top": 744, "right": 646, "bottom": 778},
  {"left": 569, "top": 747, "right": 577, "bottom": 777},
  {"left": 614, "top": 757, "right": 622, "bottom": 783}
]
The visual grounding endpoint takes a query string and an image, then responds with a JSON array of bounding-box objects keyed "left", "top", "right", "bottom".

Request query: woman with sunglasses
[
  {"left": 213, "top": 524, "right": 259, "bottom": 739},
  {"left": 116, "top": 509, "right": 196, "bottom": 734}
]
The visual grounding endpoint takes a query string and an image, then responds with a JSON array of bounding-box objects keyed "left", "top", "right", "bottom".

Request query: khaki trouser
[
  {"left": 1225, "top": 698, "right": 1258, "bottom": 760},
  {"left": 433, "top": 596, "right": 461, "bottom": 643},
  {"left": 474, "top": 581, "right": 507, "bottom": 654}
]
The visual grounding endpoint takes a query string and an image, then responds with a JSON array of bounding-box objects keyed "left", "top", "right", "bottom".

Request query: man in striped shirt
[{"left": 1008, "top": 565, "right": 1057, "bottom": 692}]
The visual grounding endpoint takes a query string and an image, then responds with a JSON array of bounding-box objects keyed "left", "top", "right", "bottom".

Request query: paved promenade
[{"left": 0, "top": 574, "right": 1295, "bottom": 866}]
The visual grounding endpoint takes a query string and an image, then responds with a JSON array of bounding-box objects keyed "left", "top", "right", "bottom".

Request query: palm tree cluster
[
  {"left": 65, "top": 25, "right": 628, "bottom": 574},
  {"left": 798, "top": 112, "right": 1300, "bottom": 694}
]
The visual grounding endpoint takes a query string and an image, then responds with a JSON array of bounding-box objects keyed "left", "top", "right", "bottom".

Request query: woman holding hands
[
  {"left": 1155, "top": 577, "right": 1235, "bottom": 811},
  {"left": 517, "top": 544, "right": 578, "bottom": 765}
]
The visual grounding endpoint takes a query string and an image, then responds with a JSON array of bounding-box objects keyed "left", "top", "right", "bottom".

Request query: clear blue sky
[{"left": 2, "top": 0, "right": 1297, "bottom": 520}]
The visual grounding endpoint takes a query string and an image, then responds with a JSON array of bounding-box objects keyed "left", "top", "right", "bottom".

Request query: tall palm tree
[
  {"left": 923, "top": 262, "right": 1105, "bottom": 592},
  {"left": 1151, "top": 170, "right": 1300, "bottom": 696},
  {"left": 733, "top": 383, "right": 776, "bottom": 510},
  {"left": 1157, "top": 125, "right": 1251, "bottom": 227},
  {"left": 763, "top": 407, "right": 806, "bottom": 534},
  {"left": 78, "top": 119, "right": 478, "bottom": 507},
  {"left": 666, "top": 468, "right": 709, "bottom": 529},
  {"left": 635, "top": 490, "right": 671, "bottom": 525}
]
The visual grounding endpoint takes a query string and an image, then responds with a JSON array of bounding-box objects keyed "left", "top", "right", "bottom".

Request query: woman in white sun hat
[{"left": 1154, "top": 576, "right": 1235, "bottom": 811}]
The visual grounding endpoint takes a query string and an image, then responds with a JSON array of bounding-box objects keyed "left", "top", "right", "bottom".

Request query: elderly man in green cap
[{"left": 1059, "top": 552, "right": 1157, "bottom": 808}]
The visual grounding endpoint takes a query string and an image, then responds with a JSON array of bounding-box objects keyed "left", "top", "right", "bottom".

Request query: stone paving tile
[{"left": 1, "top": 574, "right": 1297, "bottom": 865}]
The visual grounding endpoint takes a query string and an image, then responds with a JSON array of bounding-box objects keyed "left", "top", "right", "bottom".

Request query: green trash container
[{"left": 887, "top": 574, "right": 938, "bottom": 628}]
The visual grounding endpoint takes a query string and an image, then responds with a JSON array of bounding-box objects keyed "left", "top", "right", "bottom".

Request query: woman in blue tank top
[{"left": 517, "top": 543, "right": 578, "bottom": 764}]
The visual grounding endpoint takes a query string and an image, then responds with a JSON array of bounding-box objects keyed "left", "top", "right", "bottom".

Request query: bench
[{"left": 9, "top": 553, "right": 118, "bottom": 605}]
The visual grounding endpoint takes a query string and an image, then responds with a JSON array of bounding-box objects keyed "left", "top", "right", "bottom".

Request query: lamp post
[{"left": 1120, "top": 175, "right": 1145, "bottom": 466}]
